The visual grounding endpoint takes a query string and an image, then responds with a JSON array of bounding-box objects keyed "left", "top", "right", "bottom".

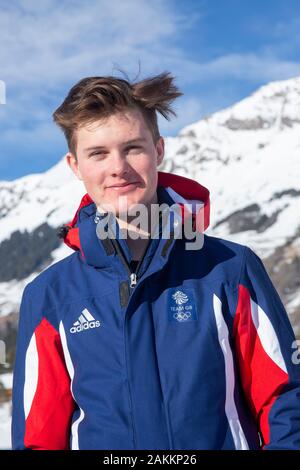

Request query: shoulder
[
  {"left": 203, "top": 233, "right": 248, "bottom": 257},
  {"left": 202, "top": 233, "right": 249, "bottom": 266},
  {"left": 199, "top": 234, "right": 252, "bottom": 284},
  {"left": 24, "top": 251, "right": 79, "bottom": 299},
  {"left": 20, "top": 252, "right": 80, "bottom": 328}
]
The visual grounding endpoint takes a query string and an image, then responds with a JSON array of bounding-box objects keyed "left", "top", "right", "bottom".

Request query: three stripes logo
[{"left": 70, "top": 308, "right": 101, "bottom": 334}]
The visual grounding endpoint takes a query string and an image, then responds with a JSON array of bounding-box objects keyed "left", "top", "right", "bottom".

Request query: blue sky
[{"left": 1, "top": 0, "right": 300, "bottom": 180}]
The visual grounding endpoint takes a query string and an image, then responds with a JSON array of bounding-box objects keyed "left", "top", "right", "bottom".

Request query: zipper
[
  {"left": 104, "top": 228, "right": 141, "bottom": 448},
  {"left": 111, "top": 237, "right": 132, "bottom": 277},
  {"left": 108, "top": 214, "right": 174, "bottom": 449},
  {"left": 107, "top": 225, "right": 150, "bottom": 295},
  {"left": 130, "top": 272, "right": 137, "bottom": 289},
  {"left": 105, "top": 212, "right": 173, "bottom": 449},
  {"left": 128, "top": 246, "right": 150, "bottom": 290},
  {"left": 108, "top": 211, "right": 163, "bottom": 298},
  {"left": 113, "top": 237, "right": 149, "bottom": 294},
  {"left": 127, "top": 212, "right": 163, "bottom": 290}
]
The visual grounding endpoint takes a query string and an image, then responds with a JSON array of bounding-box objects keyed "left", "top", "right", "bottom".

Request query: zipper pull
[{"left": 130, "top": 273, "right": 137, "bottom": 288}]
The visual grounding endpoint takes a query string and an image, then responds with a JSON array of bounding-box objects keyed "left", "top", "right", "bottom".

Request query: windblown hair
[{"left": 53, "top": 72, "right": 183, "bottom": 155}]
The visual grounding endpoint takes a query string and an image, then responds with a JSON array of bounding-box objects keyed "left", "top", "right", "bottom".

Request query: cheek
[
  {"left": 79, "top": 163, "right": 105, "bottom": 183},
  {"left": 136, "top": 155, "right": 157, "bottom": 176},
  {"left": 138, "top": 159, "right": 158, "bottom": 194}
]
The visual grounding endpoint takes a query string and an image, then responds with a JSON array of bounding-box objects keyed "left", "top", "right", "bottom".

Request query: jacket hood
[{"left": 61, "top": 171, "right": 210, "bottom": 252}]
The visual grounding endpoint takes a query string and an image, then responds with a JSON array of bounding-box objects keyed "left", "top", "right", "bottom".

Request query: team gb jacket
[{"left": 12, "top": 171, "right": 300, "bottom": 450}]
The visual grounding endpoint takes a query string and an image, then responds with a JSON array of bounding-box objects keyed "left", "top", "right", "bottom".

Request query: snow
[
  {"left": 163, "top": 81, "right": 300, "bottom": 263},
  {"left": 181, "top": 76, "right": 300, "bottom": 135},
  {"left": 0, "top": 402, "right": 11, "bottom": 450},
  {"left": 0, "top": 156, "right": 85, "bottom": 243},
  {"left": 0, "top": 243, "right": 73, "bottom": 318},
  {"left": 288, "top": 293, "right": 300, "bottom": 311},
  {"left": 0, "top": 373, "right": 12, "bottom": 450},
  {"left": 0, "top": 373, "right": 13, "bottom": 390}
]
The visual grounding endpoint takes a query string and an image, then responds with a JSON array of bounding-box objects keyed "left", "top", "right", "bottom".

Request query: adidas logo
[{"left": 70, "top": 308, "right": 101, "bottom": 334}]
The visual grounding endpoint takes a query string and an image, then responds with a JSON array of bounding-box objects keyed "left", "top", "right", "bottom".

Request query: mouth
[
  {"left": 107, "top": 182, "right": 139, "bottom": 188},
  {"left": 106, "top": 182, "right": 140, "bottom": 192}
]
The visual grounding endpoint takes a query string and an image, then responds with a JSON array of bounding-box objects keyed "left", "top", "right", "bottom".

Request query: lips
[{"left": 107, "top": 182, "right": 139, "bottom": 188}]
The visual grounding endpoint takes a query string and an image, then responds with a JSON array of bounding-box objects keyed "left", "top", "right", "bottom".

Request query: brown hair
[{"left": 53, "top": 72, "right": 183, "bottom": 156}]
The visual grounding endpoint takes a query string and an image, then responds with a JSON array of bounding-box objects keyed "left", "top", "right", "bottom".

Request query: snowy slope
[
  {"left": 0, "top": 158, "right": 84, "bottom": 244},
  {"left": 162, "top": 76, "right": 300, "bottom": 256},
  {"left": 0, "top": 373, "right": 12, "bottom": 449},
  {"left": 0, "top": 402, "right": 11, "bottom": 449}
]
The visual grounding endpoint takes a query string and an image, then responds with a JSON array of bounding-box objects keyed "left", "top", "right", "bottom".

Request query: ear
[
  {"left": 66, "top": 152, "right": 83, "bottom": 181},
  {"left": 156, "top": 136, "right": 165, "bottom": 167}
]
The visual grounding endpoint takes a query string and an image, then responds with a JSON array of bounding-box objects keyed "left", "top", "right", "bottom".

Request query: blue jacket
[{"left": 12, "top": 171, "right": 300, "bottom": 450}]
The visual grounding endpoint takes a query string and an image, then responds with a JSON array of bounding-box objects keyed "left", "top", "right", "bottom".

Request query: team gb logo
[{"left": 172, "top": 290, "right": 189, "bottom": 305}]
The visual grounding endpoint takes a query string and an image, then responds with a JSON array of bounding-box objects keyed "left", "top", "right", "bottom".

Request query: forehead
[{"left": 76, "top": 109, "right": 151, "bottom": 148}]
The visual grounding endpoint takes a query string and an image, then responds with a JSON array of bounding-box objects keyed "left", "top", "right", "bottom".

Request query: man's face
[{"left": 67, "top": 108, "right": 164, "bottom": 216}]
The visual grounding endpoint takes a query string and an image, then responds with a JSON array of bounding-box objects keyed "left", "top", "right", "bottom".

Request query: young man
[{"left": 12, "top": 72, "right": 300, "bottom": 450}]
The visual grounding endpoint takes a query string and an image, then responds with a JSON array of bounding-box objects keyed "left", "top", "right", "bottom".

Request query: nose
[{"left": 110, "top": 151, "right": 129, "bottom": 177}]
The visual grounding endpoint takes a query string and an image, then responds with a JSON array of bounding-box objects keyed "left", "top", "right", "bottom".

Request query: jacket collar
[{"left": 62, "top": 171, "right": 210, "bottom": 269}]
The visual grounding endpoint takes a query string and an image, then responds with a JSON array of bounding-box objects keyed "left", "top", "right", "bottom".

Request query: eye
[
  {"left": 127, "top": 145, "right": 142, "bottom": 153},
  {"left": 89, "top": 151, "right": 106, "bottom": 158}
]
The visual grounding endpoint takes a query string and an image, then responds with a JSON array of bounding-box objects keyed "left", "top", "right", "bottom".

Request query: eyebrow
[{"left": 84, "top": 138, "right": 147, "bottom": 153}]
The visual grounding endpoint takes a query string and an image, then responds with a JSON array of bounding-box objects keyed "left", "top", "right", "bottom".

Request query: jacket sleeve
[
  {"left": 11, "top": 284, "right": 75, "bottom": 450},
  {"left": 233, "top": 246, "right": 300, "bottom": 450}
]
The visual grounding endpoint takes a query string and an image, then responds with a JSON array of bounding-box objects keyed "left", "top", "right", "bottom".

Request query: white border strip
[
  {"left": 24, "top": 333, "right": 39, "bottom": 419},
  {"left": 59, "top": 321, "right": 85, "bottom": 450},
  {"left": 213, "top": 294, "right": 249, "bottom": 450},
  {"left": 250, "top": 298, "right": 287, "bottom": 373}
]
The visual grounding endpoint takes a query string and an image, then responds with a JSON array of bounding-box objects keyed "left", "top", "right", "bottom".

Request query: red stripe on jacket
[
  {"left": 24, "top": 318, "right": 75, "bottom": 450},
  {"left": 233, "top": 285, "right": 289, "bottom": 446}
]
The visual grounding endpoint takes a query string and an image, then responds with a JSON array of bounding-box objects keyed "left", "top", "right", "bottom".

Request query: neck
[{"left": 97, "top": 193, "right": 158, "bottom": 261}]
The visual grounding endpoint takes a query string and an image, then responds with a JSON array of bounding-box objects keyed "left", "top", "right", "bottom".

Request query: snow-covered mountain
[{"left": 0, "top": 75, "right": 299, "bottom": 343}]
